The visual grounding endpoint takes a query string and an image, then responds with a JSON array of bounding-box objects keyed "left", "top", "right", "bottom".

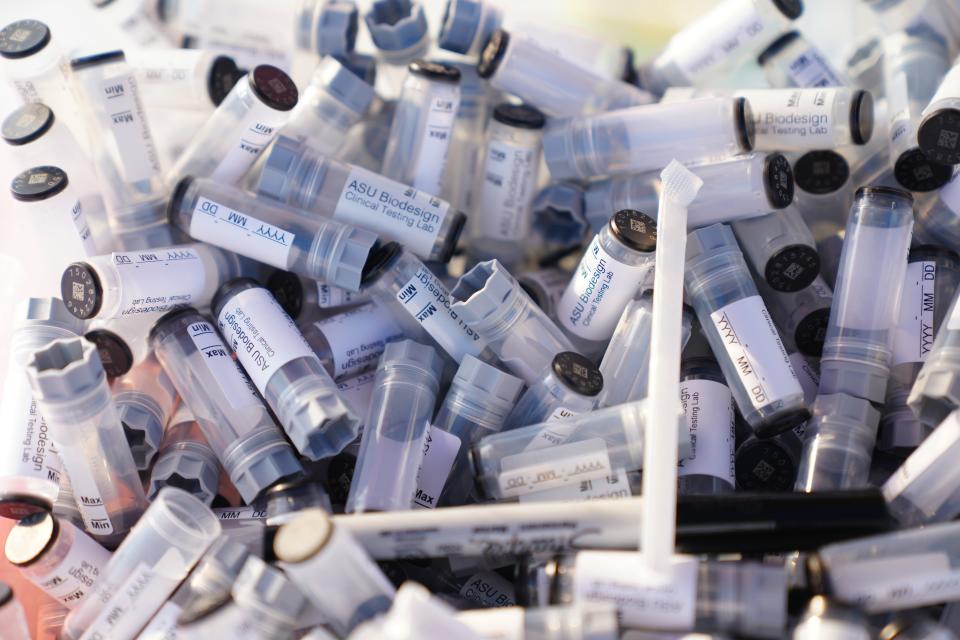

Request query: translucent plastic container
[
  {"left": 730, "top": 207, "right": 820, "bottom": 293},
  {"left": 125, "top": 48, "right": 244, "bottom": 111},
  {"left": 10, "top": 165, "right": 96, "bottom": 260},
  {"left": 504, "top": 351, "right": 603, "bottom": 430},
  {"left": 916, "top": 172, "right": 960, "bottom": 254},
  {"left": 0, "top": 19, "right": 74, "bottom": 117},
  {"left": 757, "top": 31, "right": 847, "bottom": 89},
  {"left": 109, "top": 353, "right": 178, "bottom": 470},
  {"left": 147, "top": 404, "right": 220, "bottom": 505},
  {"left": 301, "top": 302, "right": 404, "bottom": 380},
  {"left": 440, "top": 61, "right": 489, "bottom": 217},
  {"left": 230, "top": 555, "right": 311, "bottom": 637}
]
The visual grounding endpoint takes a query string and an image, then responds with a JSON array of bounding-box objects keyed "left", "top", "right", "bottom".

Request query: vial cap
[
  {"left": 256, "top": 134, "right": 302, "bottom": 205},
  {"left": 771, "top": 0, "right": 803, "bottom": 20},
  {"left": 765, "top": 244, "right": 820, "bottom": 292},
  {"left": 383, "top": 339, "right": 444, "bottom": 381},
  {"left": 438, "top": 0, "right": 482, "bottom": 54},
  {"left": 249, "top": 65, "right": 299, "bottom": 112},
  {"left": 207, "top": 56, "right": 243, "bottom": 107},
  {"left": 17, "top": 297, "right": 85, "bottom": 335},
  {"left": 166, "top": 175, "right": 195, "bottom": 225},
  {"left": 408, "top": 60, "right": 461, "bottom": 83},
  {"left": 2, "top": 103, "right": 54, "bottom": 146},
  {"left": 763, "top": 153, "right": 794, "bottom": 209},
  {"left": 735, "top": 438, "right": 799, "bottom": 491},
  {"left": 360, "top": 241, "right": 403, "bottom": 287},
  {"left": 272, "top": 509, "right": 334, "bottom": 564},
  {"left": 477, "top": 29, "right": 509, "bottom": 78},
  {"left": 332, "top": 227, "right": 379, "bottom": 291},
  {"left": 609, "top": 209, "right": 657, "bottom": 253},
  {"left": 148, "top": 306, "right": 200, "bottom": 346},
  {"left": 849, "top": 90, "right": 874, "bottom": 145},
  {"left": 492, "top": 103, "right": 545, "bottom": 129},
  {"left": 532, "top": 182, "right": 587, "bottom": 246},
  {"left": 918, "top": 108, "right": 960, "bottom": 165},
  {"left": 794, "top": 307, "right": 829, "bottom": 357},
  {"left": 4, "top": 511, "right": 58, "bottom": 567},
  {"left": 0, "top": 19, "right": 50, "bottom": 59},
  {"left": 854, "top": 185, "right": 914, "bottom": 203},
  {"left": 552, "top": 351, "right": 603, "bottom": 397},
  {"left": 364, "top": 0, "right": 429, "bottom": 55},
  {"left": 28, "top": 337, "right": 106, "bottom": 401},
  {"left": 10, "top": 166, "right": 68, "bottom": 202},
  {"left": 69, "top": 50, "right": 124, "bottom": 71},
  {"left": 793, "top": 150, "right": 849, "bottom": 195},
  {"left": 315, "top": 57, "right": 375, "bottom": 115},
  {"left": 893, "top": 147, "right": 952, "bottom": 192},
  {"left": 453, "top": 355, "right": 524, "bottom": 405},
  {"left": 313, "top": 0, "right": 358, "bottom": 56},
  {"left": 266, "top": 270, "right": 304, "bottom": 319},
  {"left": 61, "top": 262, "right": 102, "bottom": 320},
  {"left": 83, "top": 330, "right": 133, "bottom": 377},
  {"left": 757, "top": 31, "right": 800, "bottom": 66},
  {"left": 118, "top": 403, "right": 164, "bottom": 470},
  {"left": 735, "top": 97, "right": 756, "bottom": 152}
]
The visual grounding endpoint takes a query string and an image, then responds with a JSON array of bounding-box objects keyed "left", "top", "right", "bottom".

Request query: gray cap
[
  {"left": 313, "top": 56, "right": 374, "bottom": 116},
  {"left": 382, "top": 339, "right": 444, "bottom": 381},
  {"left": 908, "top": 357, "right": 960, "bottom": 428},
  {"left": 542, "top": 124, "right": 580, "bottom": 182},
  {"left": 364, "top": 0, "right": 429, "bottom": 62},
  {"left": 813, "top": 392, "right": 880, "bottom": 426},
  {"left": 256, "top": 135, "right": 304, "bottom": 205},
  {"left": 232, "top": 556, "right": 310, "bottom": 625},
  {"left": 532, "top": 182, "right": 588, "bottom": 246},
  {"left": 327, "top": 224, "right": 378, "bottom": 291},
  {"left": 148, "top": 445, "right": 220, "bottom": 506},
  {"left": 437, "top": 0, "right": 482, "bottom": 54},
  {"left": 298, "top": 0, "right": 358, "bottom": 57},
  {"left": 452, "top": 355, "right": 524, "bottom": 406},
  {"left": 224, "top": 427, "right": 303, "bottom": 504},
  {"left": 117, "top": 400, "right": 165, "bottom": 470},
  {"left": 26, "top": 338, "right": 104, "bottom": 402},
  {"left": 685, "top": 223, "right": 739, "bottom": 264},
  {"left": 274, "top": 378, "right": 360, "bottom": 460},
  {"left": 818, "top": 357, "right": 890, "bottom": 404},
  {"left": 17, "top": 297, "right": 85, "bottom": 335},
  {"left": 451, "top": 260, "right": 519, "bottom": 331}
]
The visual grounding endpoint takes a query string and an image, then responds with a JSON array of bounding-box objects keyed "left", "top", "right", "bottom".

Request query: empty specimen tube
[
  {"left": 256, "top": 134, "right": 467, "bottom": 262},
  {"left": 4, "top": 511, "right": 111, "bottom": 609},
  {"left": 169, "top": 176, "right": 378, "bottom": 291},
  {"left": 441, "top": 60, "right": 490, "bottom": 216},
  {"left": 0, "top": 19, "right": 74, "bottom": 114},
  {"left": 0, "top": 298, "right": 82, "bottom": 519},
  {"left": 555, "top": 210, "right": 657, "bottom": 353},
  {"left": 212, "top": 278, "right": 361, "bottom": 459},
  {"left": 169, "top": 65, "right": 298, "bottom": 186},
  {"left": 469, "top": 103, "right": 545, "bottom": 266},
  {"left": 757, "top": 31, "right": 846, "bottom": 88},
  {"left": 346, "top": 339, "right": 443, "bottom": 513},
  {"left": 452, "top": 259, "right": 575, "bottom": 385},
  {"left": 476, "top": 29, "right": 652, "bottom": 117},
  {"left": 457, "top": 604, "right": 619, "bottom": 640},
  {"left": 381, "top": 61, "right": 461, "bottom": 195},
  {"left": 818, "top": 187, "right": 914, "bottom": 403},
  {"left": 364, "top": 0, "right": 430, "bottom": 64},
  {"left": 60, "top": 487, "right": 221, "bottom": 639},
  {"left": 10, "top": 165, "right": 96, "bottom": 258},
  {"left": 26, "top": 338, "right": 148, "bottom": 547},
  {"left": 504, "top": 351, "right": 603, "bottom": 429},
  {"left": 584, "top": 152, "right": 794, "bottom": 231},
  {"left": 542, "top": 97, "right": 753, "bottom": 181},
  {"left": 909, "top": 283, "right": 960, "bottom": 427},
  {"left": 759, "top": 275, "right": 833, "bottom": 358},
  {"left": 149, "top": 307, "right": 303, "bottom": 503},
  {"left": 730, "top": 207, "right": 820, "bottom": 293},
  {"left": 301, "top": 303, "right": 404, "bottom": 380},
  {"left": 919, "top": 56, "right": 960, "bottom": 165},
  {"left": 640, "top": 0, "right": 802, "bottom": 94},
  {"left": 147, "top": 404, "right": 220, "bottom": 505},
  {"left": 110, "top": 353, "right": 178, "bottom": 470},
  {"left": 684, "top": 223, "right": 808, "bottom": 437},
  {"left": 274, "top": 508, "right": 395, "bottom": 636},
  {"left": 125, "top": 48, "right": 243, "bottom": 111},
  {"left": 0, "top": 582, "right": 29, "bottom": 640}
]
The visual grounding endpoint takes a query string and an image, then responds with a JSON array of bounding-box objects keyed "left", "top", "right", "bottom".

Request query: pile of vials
[{"left": 7, "top": 0, "right": 960, "bottom": 637}]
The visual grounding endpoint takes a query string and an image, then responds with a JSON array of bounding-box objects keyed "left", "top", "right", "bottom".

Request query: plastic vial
[
  {"left": 440, "top": 61, "right": 489, "bottom": 216},
  {"left": 882, "top": 33, "right": 954, "bottom": 193},
  {"left": 542, "top": 97, "right": 753, "bottom": 181},
  {"left": 10, "top": 165, "right": 96, "bottom": 258},
  {"left": 168, "top": 176, "right": 378, "bottom": 290},
  {"left": 0, "top": 298, "right": 82, "bottom": 519},
  {"left": 381, "top": 61, "right": 461, "bottom": 195},
  {"left": 281, "top": 57, "right": 374, "bottom": 156},
  {"left": 530, "top": 554, "right": 787, "bottom": 637},
  {"left": 517, "top": 268, "right": 570, "bottom": 319},
  {"left": 125, "top": 48, "right": 243, "bottom": 112},
  {"left": 60, "top": 487, "right": 221, "bottom": 639},
  {"left": 4, "top": 511, "right": 111, "bottom": 609},
  {"left": 437, "top": 0, "right": 502, "bottom": 56},
  {"left": 457, "top": 604, "right": 619, "bottom": 640},
  {"left": 0, "top": 582, "right": 30, "bottom": 640},
  {"left": 0, "top": 19, "right": 72, "bottom": 110},
  {"left": 916, "top": 170, "right": 960, "bottom": 254},
  {"left": 432, "top": 356, "right": 524, "bottom": 507},
  {"left": 169, "top": 65, "right": 298, "bottom": 186},
  {"left": 149, "top": 307, "right": 303, "bottom": 503},
  {"left": 469, "top": 103, "right": 545, "bottom": 266},
  {"left": 919, "top": 55, "right": 960, "bottom": 166},
  {"left": 504, "top": 351, "right": 603, "bottom": 430},
  {"left": 26, "top": 337, "right": 148, "bottom": 547},
  {"left": 346, "top": 340, "right": 442, "bottom": 513},
  {"left": 476, "top": 29, "right": 651, "bottom": 118},
  {"left": 555, "top": 210, "right": 657, "bottom": 353},
  {"left": 792, "top": 596, "right": 871, "bottom": 640},
  {"left": 256, "top": 135, "right": 467, "bottom": 263},
  {"left": 274, "top": 508, "right": 395, "bottom": 636},
  {"left": 597, "top": 293, "right": 692, "bottom": 408},
  {"left": 882, "top": 246, "right": 960, "bottom": 455},
  {"left": 730, "top": 208, "right": 820, "bottom": 293},
  {"left": 231, "top": 555, "right": 312, "bottom": 637},
  {"left": 147, "top": 404, "right": 220, "bottom": 505},
  {"left": 451, "top": 259, "right": 574, "bottom": 385},
  {"left": 364, "top": 0, "right": 430, "bottom": 65},
  {"left": 585, "top": 152, "right": 794, "bottom": 232},
  {"left": 267, "top": 270, "right": 370, "bottom": 322},
  {"left": 795, "top": 392, "right": 882, "bottom": 491},
  {"left": 685, "top": 223, "right": 808, "bottom": 437},
  {"left": 909, "top": 283, "right": 960, "bottom": 429},
  {"left": 759, "top": 275, "right": 833, "bottom": 359},
  {"left": 818, "top": 187, "right": 914, "bottom": 403},
  {"left": 361, "top": 244, "right": 492, "bottom": 363},
  {"left": 639, "top": 0, "right": 803, "bottom": 95},
  {"left": 109, "top": 352, "right": 179, "bottom": 470},
  {"left": 757, "top": 31, "right": 847, "bottom": 88},
  {"left": 84, "top": 312, "right": 162, "bottom": 378},
  {"left": 212, "top": 278, "right": 361, "bottom": 460},
  {"left": 301, "top": 302, "right": 404, "bottom": 380}
]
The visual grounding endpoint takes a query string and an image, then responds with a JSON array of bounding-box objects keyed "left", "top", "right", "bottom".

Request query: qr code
[{"left": 72, "top": 282, "right": 85, "bottom": 301}]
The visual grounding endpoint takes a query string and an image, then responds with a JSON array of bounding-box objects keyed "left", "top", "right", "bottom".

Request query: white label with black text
[
  {"left": 412, "top": 92, "right": 460, "bottom": 194},
  {"left": 477, "top": 138, "right": 539, "bottom": 241},
  {"left": 337, "top": 371, "right": 376, "bottom": 418},
  {"left": 210, "top": 101, "right": 287, "bottom": 184},
  {"left": 187, "top": 320, "right": 261, "bottom": 410},
  {"left": 785, "top": 46, "right": 845, "bottom": 88},
  {"left": 827, "top": 553, "right": 960, "bottom": 612},
  {"left": 458, "top": 571, "right": 516, "bottom": 608},
  {"left": 113, "top": 247, "right": 207, "bottom": 317},
  {"left": 0, "top": 364, "right": 61, "bottom": 486},
  {"left": 316, "top": 282, "right": 364, "bottom": 308},
  {"left": 99, "top": 74, "right": 161, "bottom": 183},
  {"left": 498, "top": 438, "right": 612, "bottom": 498},
  {"left": 189, "top": 197, "right": 294, "bottom": 269},
  {"left": 412, "top": 426, "right": 461, "bottom": 509},
  {"left": 939, "top": 172, "right": 960, "bottom": 216},
  {"left": 30, "top": 520, "right": 111, "bottom": 607},
  {"left": 668, "top": 0, "right": 766, "bottom": 79},
  {"left": 737, "top": 88, "right": 838, "bottom": 147},
  {"left": 314, "top": 304, "right": 404, "bottom": 380},
  {"left": 70, "top": 198, "right": 96, "bottom": 254},
  {"left": 518, "top": 469, "right": 633, "bottom": 503},
  {"left": 212, "top": 506, "right": 268, "bottom": 521},
  {"left": 678, "top": 379, "right": 735, "bottom": 485},
  {"left": 893, "top": 261, "right": 936, "bottom": 365},
  {"left": 58, "top": 448, "right": 113, "bottom": 535}
]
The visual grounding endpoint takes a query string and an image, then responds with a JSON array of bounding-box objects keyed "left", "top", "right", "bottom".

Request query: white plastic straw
[{"left": 641, "top": 160, "right": 703, "bottom": 571}]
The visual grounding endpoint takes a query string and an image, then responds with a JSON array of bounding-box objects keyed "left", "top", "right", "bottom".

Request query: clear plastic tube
[
  {"left": 757, "top": 31, "right": 847, "bottom": 88},
  {"left": 265, "top": 477, "right": 332, "bottom": 525},
  {"left": 301, "top": 302, "right": 404, "bottom": 380},
  {"left": 149, "top": 307, "right": 303, "bottom": 503},
  {"left": 730, "top": 207, "right": 820, "bottom": 293},
  {"left": 126, "top": 48, "right": 243, "bottom": 111},
  {"left": 346, "top": 339, "right": 442, "bottom": 513},
  {"left": 678, "top": 351, "right": 736, "bottom": 495},
  {"left": 110, "top": 352, "right": 178, "bottom": 470},
  {"left": 231, "top": 555, "right": 311, "bottom": 637},
  {"left": 9, "top": 165, "right": 97, "bottom": 260},
  {"left": 441, "top": 61, "right": 489, "bottom": 217},
  {"left": 26, "top": 337, "right": 148, "bottom": 547},
  {"left": 758, "top": 275, "right": 833, "bottom": 359},
  {"left": 0, "top": 20, "right": 75, "bottom": 118},
  {"left": 168, "top": 176, "right": 378, "bottom": 291},
  {"left": 266, "top": 270, "right": 370, "bottom": 322},
  {"left": 916, "top": 172, "right": 960, "bottom": 254},
  {"left": 504, "top": 351, "right": 603, "bottom": 430},
  {"left": 147, "top": 404, "right": 221, "bottom": 505},
  {"left": 212, "top": 278, "right": 361, "bottom": 460},
  {"left": 84, "top": 312, "right": 164, "bottom": 378}
]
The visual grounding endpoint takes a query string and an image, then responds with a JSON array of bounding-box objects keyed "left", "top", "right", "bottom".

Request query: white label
[
  {"left": 458, "top": 571, "right": 516, "bottom": 608},
  {"left": 784, "top": 46, "right": 845, "bottom": 88},
  {"left": 135, "top": 600, "right": 182, "bottom": 640},
  {"left": 477, "top": 138, "right": 539, "bottom": 241},
  {"left": 412, "top": 93, "right": 460, "bottom": 194},
  {"left": 522, "top": 416, "right": 579, "bottom": 453},
  {"left": 187, "top": 320, "right": 261, "bottom": 410},
  {"left": 828, "top": 553, "right": 960, "bottom": 612},
  {"left": 189, "top": 196, "right": 295, "bottom": 269},
  {"left": 883, "top": 411, "right": 960, "bottom": 502},
  {"left": 395, "top": 266, "right": 486, "bottom": 361},
  {"left": 217, "top": 287, "right": 316, "bottom": 390},
  {"left": 316, "top": 282, "right": 363, "bottom": 308},
  {"left": 335, "top": 166, "right": 451, "bottom": 258},
  {"left": 738, "top": 88, "right": 838, "bottom": 147},
  {"left": 677, "top": 379, "right": 735, "bottom": 486},
  {"left": 112, "top": 248, "right": 207, "bottom": 317},
  {"left": 893, "top": 261, "right": 937, "bottom": 365},
  {"left": 557, "top": 235, "right": 654, "bottom": 340},
  {"left": 314, "top": 305, "right": 404, "bottom": 380},
  {"left": 574, "top": 552, "right": 698, "bottom": 630},
  {"left": 99, "top": 74, "right": 161, "bottom": 183},
  {"left": 80, "top": 557, "right": 182, "bottom": 640},
  {"left": 668, "top": 0, "right": 767, "bottom": 79},
  {"left": 709, "top": 296, "right": 802, "bottom": 410},
  {"left": 0, "top": 364, "right": 61, "bottom": 487},
  {"left": 888, "top": 71, "right": 912, "bottom": 148},
  {"left": 789, "top": 352, "right": 819, "bottom": 406},
  {"left": 70, "top": 198, "right": 96, "bottom": 255},
  {"left": 456, "top": 608, "right": 524, "bottom": 640},
  {"left": 212, "top": 506, "right": 268, "bottom": 521},
  {"left": 31, "top": 521, "right": 111, "bottom": 608},
  {"left": 498, "top": 438, "right": 612, "bottom": 498},
  {"left": 210, "top": 101, "right": 287, "bottom": 184},
  {"left": 412, "top": 426, "right": 461, "bottom": 509},
  {"left": 58, "top": 450, "right": 114, "bottom": 535},
  {"left": 518, "top": 468, "right": 633, "bottom": 503}
]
